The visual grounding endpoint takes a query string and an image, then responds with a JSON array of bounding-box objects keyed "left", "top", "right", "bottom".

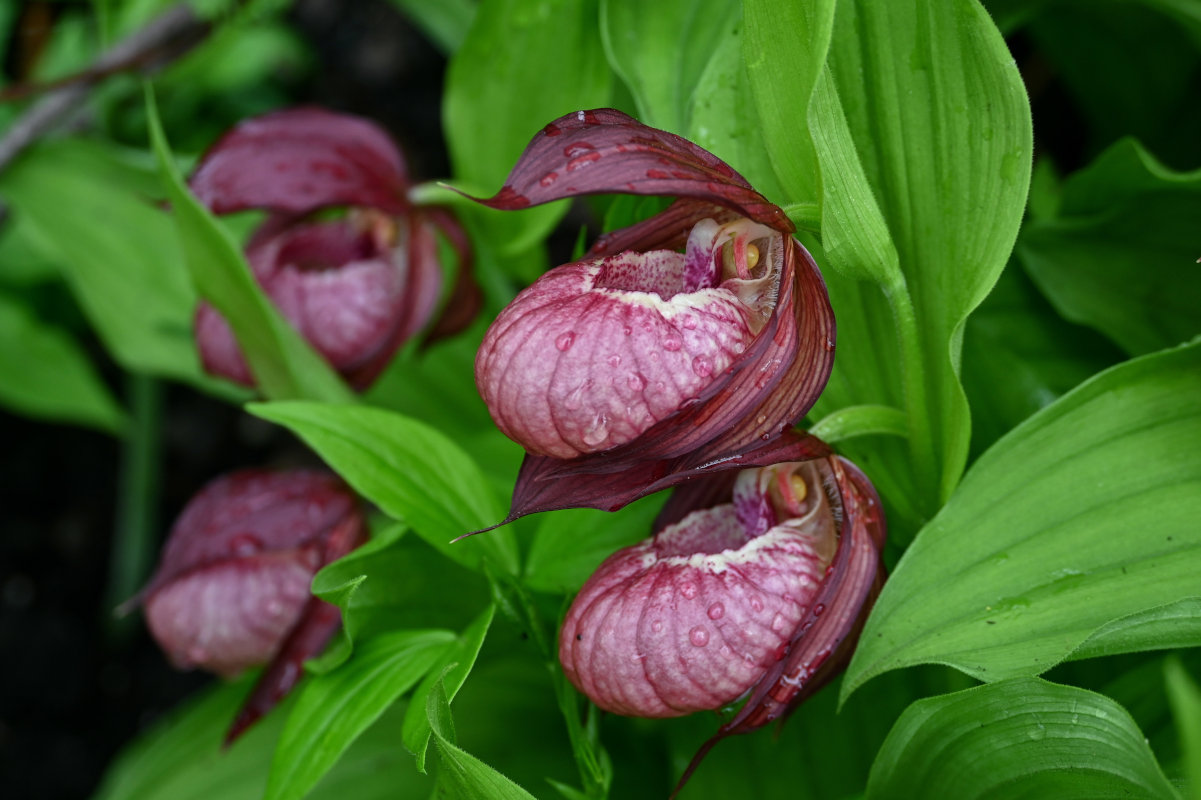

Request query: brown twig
[{"left": 0, "top": 4, "right": 211, "bottom": 176}]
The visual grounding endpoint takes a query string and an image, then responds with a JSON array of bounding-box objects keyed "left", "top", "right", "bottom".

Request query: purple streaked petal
[
  {"left": 466, "top": 108, "right": 793, "bottom": 233},
  {"left": 190, "top": 108, "right": 409, "bottom": 217}
]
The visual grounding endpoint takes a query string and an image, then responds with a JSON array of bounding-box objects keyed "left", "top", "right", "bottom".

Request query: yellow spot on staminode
[
  {"left": 788, "top": 473, "right": 808, "bottom": 502},
  {"left": 745, "top": 243, "right": 760, "bottom": 271}
]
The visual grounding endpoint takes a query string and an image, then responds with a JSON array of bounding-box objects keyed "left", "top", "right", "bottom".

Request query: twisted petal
[
  {"left": 190, "top": 108, "right": 409, "bottom": 217},
  {"left": 467, "top": 108, "right": 792, "bottom": 232}
]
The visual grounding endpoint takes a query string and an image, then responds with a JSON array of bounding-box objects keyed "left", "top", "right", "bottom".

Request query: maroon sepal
[
  {"left": 466, "top": 108, "right": 793, "bottom": 233},
  {"left": 670, "top": 456, "right": 887, "bottom": 797},
  {"left": 224, "top": 510, "right": 366, "bottom": 744},
  {"left": 190, "top": 108, "right": 410, "bottom": 217}
]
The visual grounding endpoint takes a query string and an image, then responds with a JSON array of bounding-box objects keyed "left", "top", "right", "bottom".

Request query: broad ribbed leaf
[
  {"left": 743, "top": 0, "right": 835, "bottom": 206},
  {"left": 146, "top": 87, "right": 354, "bottom": 404},
  {"left": 845, "top": 341, "right": 1201, "bottom": 697},
  {"left": 809, "top": 0, "right": 1033, "bottom": 514},
  {"left": 444, "top": 0, "right": 611, "bottom": 257},
  {"left": 264, "top": 630, "right": 454, "bottom": 800},
  {"left": 247, "top": 401, "right": 518, "bottom": 574},
  {"left": 961, "top": 264, "right": 1124, "bottom": 458},
  {"left": 1165, "top": 657, "right": 1201, "bottom": 800},
  {"left": 867, "top": 678, "right": 1180, "bottom": 800},
  {"left": 1019, "top": 139, "right": 1201, "bottom": 356},
  {"left": 600, "top": 0, "right": 737, "bottom": 134},
  {"left": 0, "top": 292, "right": 125, "bottom": 433}
]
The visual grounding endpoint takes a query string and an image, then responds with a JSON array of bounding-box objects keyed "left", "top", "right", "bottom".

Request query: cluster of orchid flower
[{"left": 134, "top": 107, "right": 887, "bottom": 775}]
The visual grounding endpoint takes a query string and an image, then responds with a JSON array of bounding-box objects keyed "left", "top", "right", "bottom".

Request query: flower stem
[{"left": 105, "top": 373, "right": 162, "bottom": 641}]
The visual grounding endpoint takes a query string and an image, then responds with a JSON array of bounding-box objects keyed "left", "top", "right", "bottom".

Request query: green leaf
[
  {"left": 600, "top": 0, "right": 738, "bottom": 134},
  {"left": 810, "top": 0, "right": 1033, "bottom": 513},
  {"left": 1019, "top": 139, "right": 1201, "bottom": 356},
  {"left": 248, "top": 401, "right": 519, "bottom": 574},
  {"left": 524, "top": 492, "right": 664, "bottom": 594},
  {"left": 1023, "top": 1, "right": 1201, "bottom": 167},
  {"left": 0, "top": 139, "right": 218, "bottom": 389},
  {"left": 684, "top": 9, "right": 787, "bottom": 203},
  {"left": 866, "top": 678, "right": 1180, "bottom": 800},
  {"left": 444, "top": 0, "right": 612, "bottom": 261},
  {"left": 808, "top": 404, "right": 908, "bottom": 446},
  {"left": 742, "top": 0, "right": 835, "bottom": 206},
  {"left": 264, "top": 629, "right": 455, "bottom": 800},
  {"left": 1165, "top": 657, "right": 1201, "bottom": 800},
  {"left": 961, "top": 263, "right": 1124, "bottom": 458},
  {"left": 427, "top": 672, "right": 541, "bottom": 800},
  {"left": 145, "top": 84, "right": 353, "bottom": 404},
  {"left": 93, "top": 679, "right": 433, "bottom": 800},
  {"left": 0, "top": 292, "right": 126, "bottom": 433},
  {"left": 845, "top": 341, "right": 1201, "bottom": 697},
  {"left": 387, "top": 0, "right": 476, "bottom": 53},
  {"left": 403, "top": 605, "right": 495, "bottom": 772},
  {"left": 313, "top": 523, "right": 492, "bottom": 655}
]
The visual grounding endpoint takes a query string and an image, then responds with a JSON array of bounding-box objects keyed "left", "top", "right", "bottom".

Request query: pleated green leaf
[
  {"left": 867, "top": 678, "right": 1180, "bottom": 800},
  {"left": 846, "top": 341, "right": 1201, "bottom": 697},
  {"left": 265, "top": 630, "right": 455, "bottom": 800},
  {"left": 248, "top": 401, "right": 519, "bottom": 575}
]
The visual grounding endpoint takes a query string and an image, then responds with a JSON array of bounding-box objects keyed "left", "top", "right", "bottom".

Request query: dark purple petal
[
  {"left": 190, "top": 108, "right": 409, "bottom": 217},
  {"left": 466, "top": 108, "right": 793, "bottom": 233},
  {"left": 224, "top": 509, "right": 365, "bottom": 744},
  {"left": 138, "top": 469, "right": 358, "bottom": 602},
  {"left": 196, "top": 212, "right": 445, "bottom": 391},
  {"left": 498, "top": 430, "right": 831, "bottom": 523}
]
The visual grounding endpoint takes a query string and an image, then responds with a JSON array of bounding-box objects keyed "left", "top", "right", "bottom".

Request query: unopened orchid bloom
[
  {"left": 559, "top": 446, "right": 886, "bottom": 788},
  {"left": 469, "top": 109, "right": 835, "bottom": 519},
  {"left": 134, "top": 468, "right": 366, "bottom": 741},
  {"left": 190, "top": 108, "right": 477, "bottom": 391}
]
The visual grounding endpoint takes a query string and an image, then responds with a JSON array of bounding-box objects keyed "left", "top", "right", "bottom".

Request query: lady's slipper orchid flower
[
  {"left": 190, "top": 108, "right": 478, "bottom": 391},
  {"left": 133, "top": 468, "right": 366, "bottom": 741},
  {"left": 558, "top": 444, "right": 886, "bottom": 789},
  {"left": 469, "top": 109, "right": 835, "bottom": 519}
]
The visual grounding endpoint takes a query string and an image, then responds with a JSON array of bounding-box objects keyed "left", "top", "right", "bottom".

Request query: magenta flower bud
[
  {"left": 559, "top": 443, "right": 886, "bottom": 780},
  {"left": 466, "top": 109, "right": 835, "bottom": 520},
  {"left": 135, "top": 468, "right": 366, "bottom": 740},
  {"left": 189, "top": 108, "right": 478, "bottom": 391}
]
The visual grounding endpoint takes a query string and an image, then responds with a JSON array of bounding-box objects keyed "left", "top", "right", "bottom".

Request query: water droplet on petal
[
  {"left": 663, "top": 337, "right": 682, "bottom": 352},
  {"left": 582, "top": 416, "right": 608, "bottom": 447},
  {"left": 813, "top": 603, "right": 826, "bottom": 617},
  {"left": 680, "top": 316, "right": 698, "bottom": 330},
  {"left": 680, "top": 582, "right": 697, "bottom": 600},
  {"left": 689, "top": 626, "right": 709, "bottom": 647},
  {"left": 229, "top": 533, "right": 263, "bottom": 557},
  {"left": 539, "top": 171, "right": 559, "bottom": 187},
  {"left": 771, "top": 613, "right": 786, "bottom": 632},
  {"left": 555, "top": 331, "right": 575, "bottom": 351},
  {"left": 651, "top": 619, "right": 663, "bottom": 633},
  {"left": 622, "top": 325, "right": 633, "bottom": 335},
  {"left": 750, "top": 596, "right": 764, "bottom": 613},
  {"left": 607, "top": 354, "right": 622, "bottom": 368},
  {"left": 692, "top": 356, "right": 713, "bottom": 377},
  {"left": 627, "top": 373, "right": 646, "bottom": 391},
  {"left": 707, "top": 603, "right": 725, "bottom": 620}
]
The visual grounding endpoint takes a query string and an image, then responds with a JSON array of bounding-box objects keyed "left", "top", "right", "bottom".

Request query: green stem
[
  {"left": 105, "top": 373, "right": 162, "bottom": 641},
  {"left": 882, "top": 274, "right": 940, "bottom": 513}
]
